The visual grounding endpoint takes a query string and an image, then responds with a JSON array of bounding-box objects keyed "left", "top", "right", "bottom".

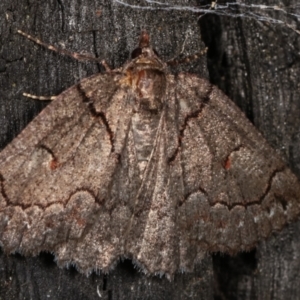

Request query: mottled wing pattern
[
  {"left": 0, "top": 72, "right": 142, "bottom": 273},
  {"left": 1, "top": 62, "right": 300, "bottom": 278},
  {"left": 173, "top": 73, "right": 300, "bottom": 271},
  {"left": 122, "top": 73, "right": 300, "bottom": 276},
  {"left": 124, "top": 73, "right": 211, "bottom": 275}
]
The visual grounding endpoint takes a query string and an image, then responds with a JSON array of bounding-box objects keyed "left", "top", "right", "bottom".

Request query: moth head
[
  {"left": 119, "top": 31, "right": 167, "bottom": 112},
  {"left": 129, "top": 30, "right": 165, "bottom": 72}
]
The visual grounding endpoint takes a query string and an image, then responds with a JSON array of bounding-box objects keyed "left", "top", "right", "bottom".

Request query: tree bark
[{"left": 0, "top": 0, "right": 299, "bottom": 299}]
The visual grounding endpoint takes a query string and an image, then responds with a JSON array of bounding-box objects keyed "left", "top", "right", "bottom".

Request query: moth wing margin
[
  {"left": 0, "top": 72, "right": 138, "bottom": 274},
  {"left": 175, "top": 73, "right": 300, "bottom": 268}
]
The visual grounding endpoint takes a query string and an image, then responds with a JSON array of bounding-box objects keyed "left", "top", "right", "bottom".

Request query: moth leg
[
  {"left": 17, "top": 29, "right": 107, "bottom": 67},
  {"left": 101, "top": 60, "right": 112, "bottom": 72},
  {"left": 22, "top": 93, "right": 56, "bottom": 101},
  {"left": 166, "top": 47, "right": 208, "bottom": 66}
]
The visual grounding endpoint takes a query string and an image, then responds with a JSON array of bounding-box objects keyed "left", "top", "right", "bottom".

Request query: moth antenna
[
  {"left": 167, "top": 47, "right": 208, "bottom": 66},
  {"left": 23, "top": 92, "right": 57, "bottom": 101},
  {"left": 166, "top": 47, "right": 208, "bottom": 66},
  {"left": 17, "top": 29, "right": 106, "bottom": 66}
]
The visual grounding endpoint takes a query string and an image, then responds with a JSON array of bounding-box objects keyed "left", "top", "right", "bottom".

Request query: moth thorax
[
  {"left": 130, "top": 67, "right": 166, "bottom": 112},
  {"left": 131, "top": 111, "right": 161, "bottom": 177}
]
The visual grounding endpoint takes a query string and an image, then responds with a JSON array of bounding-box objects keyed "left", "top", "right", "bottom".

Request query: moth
[{"left": 0, "top": 30, "right": 300, "bottom": 279}]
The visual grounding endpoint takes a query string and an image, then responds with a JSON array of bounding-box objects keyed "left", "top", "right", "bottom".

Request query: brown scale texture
[{"left": 0, "top": 32, "right": 300, "bottom": 280}]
